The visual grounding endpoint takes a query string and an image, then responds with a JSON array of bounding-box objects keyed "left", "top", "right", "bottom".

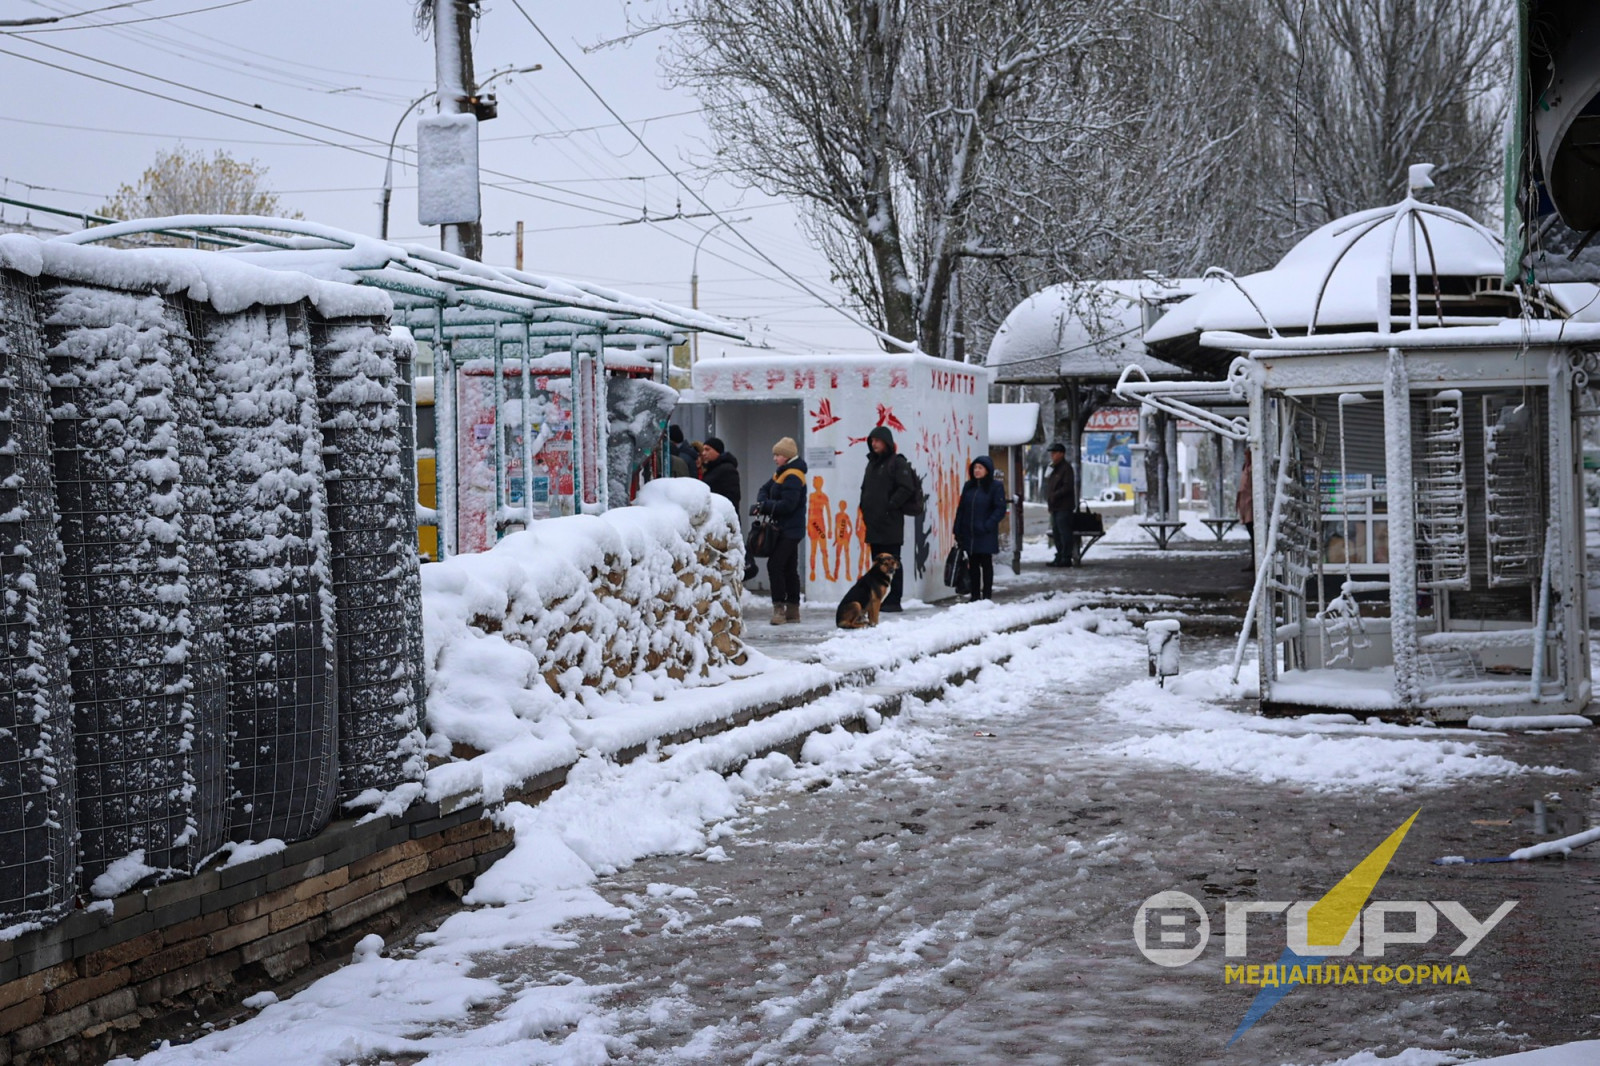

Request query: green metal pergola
[{"left": 55, "top": 215, "right": 744, "bottom": 557}]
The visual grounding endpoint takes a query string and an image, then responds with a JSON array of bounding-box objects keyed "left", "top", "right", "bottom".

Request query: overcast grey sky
[{"left": 0, "top": 0, "right": 879, "bottom": 353}]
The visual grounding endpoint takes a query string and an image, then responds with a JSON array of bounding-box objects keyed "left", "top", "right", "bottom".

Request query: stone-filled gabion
[
  {"left": 43, "top": 287, "right": 229, "bottom": 892},
  {"left": 310, "top": 318, "right": 426, "bottom": 805},
  {"left": 0, "top": 272, "right": 77, "bottom": 925},
  {"left": 199, "top": 305, "right": 338, "bottom": 843}
]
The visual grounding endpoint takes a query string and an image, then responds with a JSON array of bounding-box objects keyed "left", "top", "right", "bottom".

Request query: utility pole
[
  {"left": 432, "top": 0, "right": 482, "bottom": 260},
  {"left": 515, "top": 220, "right": 524, "bottom": 271}
]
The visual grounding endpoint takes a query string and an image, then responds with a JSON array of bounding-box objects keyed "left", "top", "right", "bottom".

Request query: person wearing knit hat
[
  {"left": 754, "top": 436, "right": 808, "bottom": 624},
  {"left": 700, "top": 438, "right": 741, "bottom": 512}
]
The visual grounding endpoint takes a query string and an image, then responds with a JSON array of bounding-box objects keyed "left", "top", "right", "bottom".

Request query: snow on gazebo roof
[
  {"left": 985, "top": 279, "right": 1199, "bottom": 385},
  {"left": 50, "top": 215, "right": 742, "bottom": 353},
  {"left": 1142, "top": 197, "right": 1537, "bottom": 382}
]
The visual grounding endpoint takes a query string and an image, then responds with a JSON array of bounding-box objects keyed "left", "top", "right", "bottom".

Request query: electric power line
[
  {"left": 505, "top": 0, "right": 906, "bottom": 352},
  {"left": 0, "top": 0, "right": 153, "bottom": 29},
  {"left": 0, "top": 41, "right": 654, "bottom": 220},
  {"left": 4, "top": 0, "right": 257, "bottom": 35}
]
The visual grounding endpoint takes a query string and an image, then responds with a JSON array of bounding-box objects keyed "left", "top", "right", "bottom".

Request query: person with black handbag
[
  {"left": 1044, "top": 442, "right": 1077, "bottom": 567},
  {"left": 953, "top": 455, "right": 1006, "bottom": 600},
  {"left": 753, "top": 437, "right": 807, "bottom": 624}
]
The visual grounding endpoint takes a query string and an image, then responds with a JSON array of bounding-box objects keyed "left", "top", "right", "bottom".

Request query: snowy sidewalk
[{"left": 118, "top": 612, "right": 1600, "bottom": 1066}]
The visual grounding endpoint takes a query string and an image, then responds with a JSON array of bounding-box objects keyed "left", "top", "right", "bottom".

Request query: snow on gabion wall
[
  {"left": 0, "top": 272, "right": 77, "bottom": 925},
  {"left": 422, "top": 478, "right": 747, "bottom": 768},
  {"left": 198, "top": 305, "right": 338, "bottom": 843},
  {"left": 310, "top": 317, "right": 426, "bottom": 805},
  {"left": 43, "top": 285, "right": 229, "bottom": 893}
]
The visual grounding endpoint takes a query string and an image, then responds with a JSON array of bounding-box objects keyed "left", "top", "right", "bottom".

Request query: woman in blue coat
[{"left": 953, "top": 455, "right": 1006, "bottom": 601}]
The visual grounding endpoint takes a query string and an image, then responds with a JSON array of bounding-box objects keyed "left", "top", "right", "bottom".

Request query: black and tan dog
[{"left": 836, "top": 553, "right": 900, "bottom": 629}]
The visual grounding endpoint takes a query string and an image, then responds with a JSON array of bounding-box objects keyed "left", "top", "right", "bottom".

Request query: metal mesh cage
[
  {"left": 197, "top": 304, "right": 338, "bottom": 843},
  {"left": 0, "top": 272, "right": 77, "bottom": 925},
  {"left": 44, "top": 285, "right": 230, "bottom": 891},
  {"left": 310, "top": 317, "right": 425, "bottom": 804}
]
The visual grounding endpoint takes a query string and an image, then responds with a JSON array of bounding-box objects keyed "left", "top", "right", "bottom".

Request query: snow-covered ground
[{"left": 113, "top": 609, "right": 1597, "bottom": 1066}]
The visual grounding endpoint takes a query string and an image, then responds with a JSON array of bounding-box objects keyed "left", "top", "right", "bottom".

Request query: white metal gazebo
[{"left": 1122, "top": 177, "right": 1600, "bottom": 721}]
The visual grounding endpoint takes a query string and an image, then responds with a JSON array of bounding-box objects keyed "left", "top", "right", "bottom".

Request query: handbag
[
  {"left": 1070, "top": 507, "right": 1105, "bottom": 534},
  {"left": 943, "top": 545, "right": 970, "bottom": 594},
  {"left": 747, "top": 515, "right": 777, "bottom": 558}
]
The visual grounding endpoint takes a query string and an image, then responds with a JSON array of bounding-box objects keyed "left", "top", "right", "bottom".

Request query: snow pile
[
  {"left": 201, "top": 307, "right": 338, "bottom": 842},
  {"left": 420, "top": 477, "right": 750, "bottom": 804},
  {"left": 1099, "top": 666, "right": 1572, "bottom": 792},
  {"left": 108, "top": 678, "right": 912, "bottom": 1066}
]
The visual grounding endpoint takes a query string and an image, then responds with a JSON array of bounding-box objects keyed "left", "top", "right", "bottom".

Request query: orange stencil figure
[
  {"left": 808, "top": 476, "right": 835, "bottom": 582},
  {"left": 832, "top": 501, "right": 855, "bottom": 582},
  {"left": 856, "top": 505, "right": 870, "bottom": 572}
]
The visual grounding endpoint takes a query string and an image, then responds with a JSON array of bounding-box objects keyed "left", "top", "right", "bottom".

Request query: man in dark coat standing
[
  {"left": 700, "top": 437, "right": 741, "bottom": 513},
  {"left": 1045, "top": 442, "right": 1077, "bottom": 567},
  {"left": 859, "top": 425, "right": 917, "bottom": 611}
]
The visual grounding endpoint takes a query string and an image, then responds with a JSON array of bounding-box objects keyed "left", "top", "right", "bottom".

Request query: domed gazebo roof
[
  {"left": 1145, "top": 199, "right": 1518, "bottom": 375},
  {"left": 986, "top": 278, "right": 1199, "bottom": 385}
]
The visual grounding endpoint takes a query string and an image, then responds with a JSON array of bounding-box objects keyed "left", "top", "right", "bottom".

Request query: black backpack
[{"left": 898, "top": 458, "right": 927, "bottom": 518}]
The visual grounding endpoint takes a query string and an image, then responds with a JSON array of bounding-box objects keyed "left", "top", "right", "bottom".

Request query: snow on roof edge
[{"left": 0, "top": 233, "right": 389, "bottom": 319}]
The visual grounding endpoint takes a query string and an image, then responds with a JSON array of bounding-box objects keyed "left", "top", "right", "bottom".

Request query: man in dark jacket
[
  {"left": 859, "top": 425, "right": 917, "bottom": 611},
  {"left": 669, "top": 425, "right": 699, "bottom": 477},
  {"left": 701, "top": 437, "right": 741, "bottom": 513},
  {"left": 954, "top": 455, "right": 1007, "bottom": 599},
  {"left": 1045, "top": 442, "right": 1077, "bottom": 567},
  {"left": 754, "top": 436, "right": 807, "bottom": 624}
]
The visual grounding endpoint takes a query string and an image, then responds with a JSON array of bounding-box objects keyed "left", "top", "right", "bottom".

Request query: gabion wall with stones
[{"left": 0, "top": 274, "right": 426, "bottom": 928}]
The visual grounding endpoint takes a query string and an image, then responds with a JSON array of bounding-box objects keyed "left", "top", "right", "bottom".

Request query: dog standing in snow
[{"left": 835, "top": 553, "right": 900, "bottom": 629}]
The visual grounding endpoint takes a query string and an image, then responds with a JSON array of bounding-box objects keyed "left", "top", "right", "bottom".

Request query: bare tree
[
  {"left": 666, "top": 0, "right": 1141, "bottom": 358},
  {"left": 662, "top": 0, "right": 1509, "bottom": 361},
  {"left": 1260, "top": 0, "right": 1511, "bottom": 232},
  {"left": 102, "top": 147, "right": 298, "bottom": 223}
]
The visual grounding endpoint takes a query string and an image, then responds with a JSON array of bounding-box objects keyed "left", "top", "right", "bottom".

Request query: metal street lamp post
[{"left": 690, "top": 216, "right": 750, "bottom": 366}]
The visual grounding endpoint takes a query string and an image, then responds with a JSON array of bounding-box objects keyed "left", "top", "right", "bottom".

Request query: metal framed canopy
[
  {"left": 51, "top": 214, "right": 743, "bottom": 350},
  {"left": 53, "top": 215, "right": 743, "bottom": 558}
]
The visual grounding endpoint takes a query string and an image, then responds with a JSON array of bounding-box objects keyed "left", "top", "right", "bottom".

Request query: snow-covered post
[
  {"left": 1383, "top": 343, "right": 1420, "bottom": 709},
  {"left": 569, "top": 339, "right": 582, "bottom": 515},
  {"left": 596, "top": 342, "right": 609, "bottom": 513},
  {"left": 491, "top": 332, "right": 504, "bottom": 538},
  {"left": 1145, "top": 619, "right": 1181, "bottom": 686},
  {"left": 1547, "top": 353, "right": 1584, "bottom": 702},
  {"left": 428, "top": 0, "right": 481, "bottom": 261},
  {"left": 436, "top": 309, "right": 457, "bottom": 559},
  {"left": 520, "top": 321, "right": 534, "bottom": 522}
]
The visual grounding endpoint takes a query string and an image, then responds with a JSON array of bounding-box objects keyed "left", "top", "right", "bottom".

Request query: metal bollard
[{"left": 1145, "top": 619, "right": 1181, "bottom": 687}]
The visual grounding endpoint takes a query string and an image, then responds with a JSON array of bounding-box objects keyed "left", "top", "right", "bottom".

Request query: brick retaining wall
[{"left": 0, "top": 780, "right": 534, "bottom": 1065}]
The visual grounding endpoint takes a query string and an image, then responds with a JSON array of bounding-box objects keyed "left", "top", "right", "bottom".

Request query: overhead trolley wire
[{"left": 505, "top": 0, "right": 908, "bottom": 351}]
